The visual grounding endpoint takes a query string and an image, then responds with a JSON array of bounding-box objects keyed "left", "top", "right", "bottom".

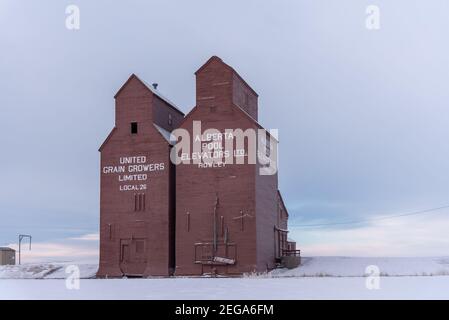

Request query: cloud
[
  {"left": 7, "top": 213, "right": 449, "bottom": 264},
  {"left": 7, "top": 233, "right": 99, "bottom": 264},
  {"left": 291, "top": 210, "right": 449, "bottom": 257},
  {"left": 69, "top": 233, "right": 99, "bottom": 241}
]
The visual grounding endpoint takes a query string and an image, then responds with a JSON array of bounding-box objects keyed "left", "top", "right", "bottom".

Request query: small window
[
  {"left": 168, "top": 114, "right": 173, "bottom": 126},
  {"left": 108, "top": 224, "right": 113, "bottom": 240},
  {"left": 131, "top": 122, "right": 138, "bottom": 134},
  {"left": 265, "top": 131, "right": 271, "bottom": 157},
  {"left": 134, "top": 193, "right": 145, "bottom": 211}
]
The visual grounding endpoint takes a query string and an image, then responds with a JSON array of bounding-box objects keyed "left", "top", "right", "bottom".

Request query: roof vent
[{"left": 152, "top": 83, "right": 158, "bottom": 90}]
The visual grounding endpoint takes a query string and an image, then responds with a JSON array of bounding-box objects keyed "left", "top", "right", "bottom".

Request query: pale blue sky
[{"left": 1, "top": 0, "right": 449, "bottom": 258}]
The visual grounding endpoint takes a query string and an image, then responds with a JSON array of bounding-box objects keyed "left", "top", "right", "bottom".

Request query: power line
[{"left": 289, "top": 204, "right": 449, "bottom": 229}]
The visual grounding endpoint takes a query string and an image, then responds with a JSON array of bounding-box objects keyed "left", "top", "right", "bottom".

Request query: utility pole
[{"left": 18, "top": 234, "right": 32, "bottom": 265}]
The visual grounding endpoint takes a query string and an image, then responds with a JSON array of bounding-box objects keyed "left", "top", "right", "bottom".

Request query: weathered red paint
[
  {"left": 97, "top": 57, "right": 295, "bottom": 277},
  {"left": 97, "top": 75, "right": 183, "bottom": 277},
  {"left": 175, "top": 57, "right": 290, "bottom": 275}
]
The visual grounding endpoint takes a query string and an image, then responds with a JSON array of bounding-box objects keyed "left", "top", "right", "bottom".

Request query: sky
[{"left": 1, "top": 0, "right": 449, "bottom": 262}]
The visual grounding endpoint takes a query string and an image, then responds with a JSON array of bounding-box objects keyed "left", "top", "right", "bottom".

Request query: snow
[
  {"left": 4, "top": 257, "right": 448, "bottom": 280},
  {"left": 153, "top": 123, "right": 176, "bottom": 145},
  {"left": 1, "top": 277, "right": 449, "bottom": 300},
  {"left": 0, "top": 263, "right": 97, "bottom": 279},
  {"left": 137, "top": 75, "right": 183, "bottom": 114},
  {"left": 1, "top": 257, "right": 449, "bottom": 299},
  {"left": 271, "top": 256, "right": 449, "bottom": 277}
]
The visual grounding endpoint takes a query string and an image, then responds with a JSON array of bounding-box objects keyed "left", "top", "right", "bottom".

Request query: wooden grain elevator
[{"left": 97, "top": 57, "right": 298, "bottom": 277}]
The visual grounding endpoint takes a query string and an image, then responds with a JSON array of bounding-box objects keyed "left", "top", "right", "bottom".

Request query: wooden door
[{"left": 119, "top": 238, "right": 147, "bottom": 276}]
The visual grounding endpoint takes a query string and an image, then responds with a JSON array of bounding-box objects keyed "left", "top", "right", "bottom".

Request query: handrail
[{"left": 282, "top": 249, "right": 301, "bottom": 257}]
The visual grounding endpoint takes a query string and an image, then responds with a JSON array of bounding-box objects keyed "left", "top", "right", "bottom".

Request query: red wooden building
[
  {"left": 97, "top": 75, "right": 183, "bottom": 277},
  {"left": 97, "top": 57, "right": 298, "bottom": 277}
]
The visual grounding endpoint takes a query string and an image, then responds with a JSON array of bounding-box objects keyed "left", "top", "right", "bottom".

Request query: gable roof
[
  {"left": 114, "top": 73, "right": 184, "bottom": 115},
  {"left": 177, "top": 103, "right": 279, "bottom": 143},
  {"left": 195, "top": 56, "right": 259, "bottom": 97},
  {"left": 153, "top": 123, "right": 176, "bottom": 145},
  {"left": 98, "top": 124, "right": 175, "bottom": 152},
  {"left": 98, "top": 123, "right": 177, "bottom": 152},
  {"left": 190, "top": 56, "right": 281, "bottom": 141},
  {"left": 98, "top": 127, "right": 117, "bottom": 152}
]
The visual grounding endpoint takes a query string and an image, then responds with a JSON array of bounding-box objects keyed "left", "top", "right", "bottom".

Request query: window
[
  {"left": 131, "top": 122, "right": 138, "bottom": 134},
  {"left": 108, "top": 223, "right": 113, "bottom": 240},
  {"left": 186, "top": 212, "right": 190, "bottom": 231},
  {"left": 134, "top": 193, "right": 146, "bottom": 211},
  {"left": 265, "top": 131, "right": 271, "bottom": 157},
  {"left": 168, "top": 114, "right": 173, "bottom": 126}
]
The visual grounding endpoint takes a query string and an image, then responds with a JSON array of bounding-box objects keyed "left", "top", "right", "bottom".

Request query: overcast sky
[{"left": 1, "top": 0, "right": 449, "bottom": 261}]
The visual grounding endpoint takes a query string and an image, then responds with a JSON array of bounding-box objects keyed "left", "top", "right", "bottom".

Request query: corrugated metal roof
[
  {"left": 114, "top": 73, "right": 184, "bottom": 115},
  {"left": 137, "top": 76, "right": 184, "bottom": 115},
  {"left": 153, "top": 124, "right": 176, "bottom": 145}
]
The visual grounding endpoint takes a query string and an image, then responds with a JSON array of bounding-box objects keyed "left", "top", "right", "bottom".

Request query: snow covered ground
[
  {"left": 271, "top": 256, "right": 449, "bottom": 277},
  {"left": 1, "top": 277, "right": 448, "bottom": 300},
  {"left": 0, "top": 262, "right": 97, "bottom": 279},
  {"left": 3, "top": 256, "right": 449, "bottom": 279},
  {"left": 1, "top": 257, "right": 449, "bottom": 299}
]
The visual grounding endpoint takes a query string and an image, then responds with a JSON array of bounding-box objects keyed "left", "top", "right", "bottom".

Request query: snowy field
[
  {"left": 0, "top": 263, "right": 98, "bottom": 279},
  {"left": 271, "top": 256, "right": 449, "bottom": 277},
  {"left": 1, "top": 277, "right": 449, "bottom": 300},
  {"left": 1, "top": 257, "right": 449, "bottom": 299}
]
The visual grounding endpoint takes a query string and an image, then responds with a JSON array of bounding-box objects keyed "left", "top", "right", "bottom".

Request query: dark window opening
[
  {"left": 134, "top": 193, "right": 146, "bottom": 212},
  {"left": 131, "top": 122, "right": 138, "bottom": 134},
  {"left": 186, "top": 212, "right": 190, "bottom": 232},
  {"left": 265, "top": 131, "right": 271, "bottom": 157}
]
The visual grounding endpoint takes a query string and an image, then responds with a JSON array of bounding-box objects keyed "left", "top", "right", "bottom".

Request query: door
[
  {"left": 119, "top": 238, "right": 147, "bottom": 276},
  {"left": 121, "top": 244, "right": 130, "bottom": 263}
]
